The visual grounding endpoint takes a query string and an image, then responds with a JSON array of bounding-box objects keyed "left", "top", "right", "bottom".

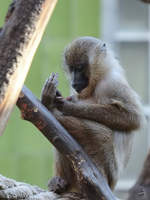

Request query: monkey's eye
[
  {"left": 69, "top": 66, "right": 74, "bottom": 71},
  {"left": 101, "top": 43, "right": 106, "bottom": 52},
  {"left": 77, "top": 65, "right": 83, "bottom": 71}
]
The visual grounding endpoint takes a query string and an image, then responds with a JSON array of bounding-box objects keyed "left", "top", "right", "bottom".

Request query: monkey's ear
[
  {"left": 93, "top": 42, "right": 107, "bottom": 60},
  {"left": 101, "top": 43, "right": 106, "bottom": 51}
]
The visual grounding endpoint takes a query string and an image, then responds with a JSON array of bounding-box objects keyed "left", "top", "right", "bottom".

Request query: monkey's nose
[
  {"left": 72, "top": 83, "right": 78, "bottom": 89},
  {"left": 72, "top": 83, "right": 81, "bottom": 93}
]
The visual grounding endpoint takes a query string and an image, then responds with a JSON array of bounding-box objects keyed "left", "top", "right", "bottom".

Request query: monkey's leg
[{"left": 50, "top": 110, "right": 116, "bottom": 192}]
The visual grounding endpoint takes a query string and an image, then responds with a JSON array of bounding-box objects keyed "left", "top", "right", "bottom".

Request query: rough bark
[
  {"left": 16, "top": 86, "right": 118, "bottom": 200},
  {"left": 0, "top": 0, "right": 57, "bottom": 135},
  {"left": 0, "top": 174, "right": 86, "bottom": 200}
]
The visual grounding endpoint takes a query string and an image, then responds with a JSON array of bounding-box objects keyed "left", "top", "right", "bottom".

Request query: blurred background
[{"left": 0, "top": 0, "right": 149, "bottom": 198}]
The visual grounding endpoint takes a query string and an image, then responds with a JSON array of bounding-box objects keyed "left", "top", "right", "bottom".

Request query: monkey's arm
[
  {"left": 52, "top": 109, "right": 112, "bottom": 137},
  {"left": 56, "top": 99, "right": 141, "bottom": 132},
  {"left": 41, "top": 74, "right": 141, "bottom": 132},
  {"left": 40, "top": 74, "right": 112, "bottom": 136}
]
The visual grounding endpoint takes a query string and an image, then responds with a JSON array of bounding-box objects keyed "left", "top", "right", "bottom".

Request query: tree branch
[
  {"left": 16, "top": 85, "right": 118, "bottom": 200},
  {"left": 0, "top": 0, "right": 57, "bottom": 135}
]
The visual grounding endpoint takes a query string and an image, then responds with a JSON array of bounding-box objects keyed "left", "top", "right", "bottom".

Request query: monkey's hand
[
  {"left": 41, "top": 73, "right": 60, "bottom": 110},
  {"left": 55, "top": 96, "right": 66, "bottom": 111},
  {"left": 66, "top": 95, "right": 78, "bottom": 102},
  {"left": 55, "top": 94, "right": 78, "bottom": 110},
  {"left": 55, "top": 97, "right": 81, "bottom": 117}
]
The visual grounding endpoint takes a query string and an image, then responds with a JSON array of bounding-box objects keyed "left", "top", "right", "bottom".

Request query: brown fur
[{"left": 41, "top": 36, "right": 144, "bottom": 194}]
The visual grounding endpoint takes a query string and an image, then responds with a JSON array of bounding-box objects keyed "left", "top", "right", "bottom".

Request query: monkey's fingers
[
  {"left": 46, "top": 73, "right": 58, "bottom": 89},
  {"left": 42, "top": 73, "right": 58, "bottom": 96},
  {"left": 41, "top": 79, "right": 52, "bottom": 98},
  {"left": 56, "top": 90, "right": 62, "bottom": 97},
  {"left": 55, "top": 96, "right": 64, "bottom": 103},
  {"left": 41, "top": 74, "right": 58, "bottom": 104},
  {"left": 50, "top": 72, "right": 59, "bottom": 87},
  {"left": 66, "top": 96, "right": 73, "bottom": 101},
  {"left": 55, "top": 96, "right": 65, "bottom": 110},
  {"left": 41, "top": 73, "right": 60, "bottom": 109}
]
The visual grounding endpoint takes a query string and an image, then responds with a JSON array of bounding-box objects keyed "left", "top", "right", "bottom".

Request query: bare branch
[{"left": 16, "top": 85, "right": 118, "bottom": 200}]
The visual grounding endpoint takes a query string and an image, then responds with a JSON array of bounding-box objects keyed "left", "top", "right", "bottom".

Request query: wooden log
[
  {"left": 16, "top": 85, "right": 118, "bottom": 200},
  {"left": 0, "top": 0, "right": 57, "bottom": 135}
]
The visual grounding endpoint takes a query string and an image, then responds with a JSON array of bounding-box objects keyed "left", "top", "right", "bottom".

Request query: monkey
[{"left": 41, "top": 36, "right": 144, "bottom": 194}]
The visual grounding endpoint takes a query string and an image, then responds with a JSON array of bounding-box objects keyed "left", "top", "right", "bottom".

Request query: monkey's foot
[{"left": 48, "top": 176, "right": 69, "bottom": 194}]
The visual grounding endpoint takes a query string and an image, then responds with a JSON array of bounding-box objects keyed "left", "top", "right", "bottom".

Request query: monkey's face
[
  {"left": 69, "top": 65, "right": 89, "bottom": 93},
  {"left": 64, "top": 36, "right": 107, "bottom": 93}
]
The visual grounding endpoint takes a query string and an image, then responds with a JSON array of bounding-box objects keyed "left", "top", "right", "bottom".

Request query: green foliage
[{"left": 0, "top": 0, "right": 100, "bottom": 188}]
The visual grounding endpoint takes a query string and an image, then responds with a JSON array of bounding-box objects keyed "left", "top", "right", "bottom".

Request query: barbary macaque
[{"left": 41, "top": 36, "right": 144, "bottom": 194}]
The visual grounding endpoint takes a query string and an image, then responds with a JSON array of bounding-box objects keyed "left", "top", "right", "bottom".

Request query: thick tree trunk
[
  {"left": 16, "top": 86, "right": 118, "bottom": 200},
  {"left": 0, "top": 0, "right": 57, "bottom": 135}
]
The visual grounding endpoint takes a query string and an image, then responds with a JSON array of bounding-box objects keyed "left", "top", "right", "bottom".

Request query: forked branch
[{"left": 16, "top": 85, "right": 118, "bottom": 200}]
